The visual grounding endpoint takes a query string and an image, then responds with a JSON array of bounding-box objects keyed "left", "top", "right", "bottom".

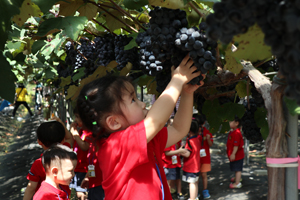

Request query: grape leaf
[
  {"left": 196, "top": 0, "right": 220, "bottom": 7},
  {"left": 36, "top": 16, "right": 88, "bottom": 41},
  {"left": 105, "top": 10, "right": 134, "bottom": 32},
  {"left": 44, "top": 66, "right": 57, "bottom": 79},
  {"left": 60, "top": 76, "right": 71, "bottom": 87},
  {"left": 72, "top": 67, "right": 86, "bottom": 82},
  {"left": 254, "top": 107, "right": 269, "bottom": 140},
  {"left": 224, "top": 44, "right": 243, "bottom": 74},
  {"left": 59, "top": 0, "right": 81, "bottom": 16},
  {"left": 283, "top": 97, "right": 300, "bottom": 116},
  {"left": 123, "top": 0, "right": 149, "bottom": 10},
  {"left": 0, "top": 54, "right": 18, "bottom": 102},
  {"left": 124, "top": 37, "right": 137, "bottom": 50},
  {"left": 235, "top": 80, "right": 248, "bottom": 98},
  {"left": 32, "top": 0, "right": 62, "bottom": 14},
  {"left": 12, "top": 0, "right": 42, "bottom": 27},
  {"left": 6, "top": 41, "right": 26, "bottom": 57},
  {"left": 148, "top": 0, "right": 185, "bottom": 9},
  {"left": 120, "top": 62, "right": 133, "bottom": 76},
  {"left": 232, "top": 24, "right": 272, "bottom": 63},
  {"left": 147, "top": 78, "right": 159, "bottom": 96},
  {"left": 66, "top": 85, "right": 78, "bottom": 100}
]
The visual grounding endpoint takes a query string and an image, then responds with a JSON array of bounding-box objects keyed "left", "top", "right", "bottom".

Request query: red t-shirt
[
  {"left": 199, "top": 127, "right": 213, "bottom": 164},
  {"left": 226, "top": 128, "right": 244, "bottom": 161},
  {"left": 33, "top": 181, "right": 69, "bottom": 200},
  {"left": 73, "top": 129, "right": 93, "bottom": 173},
  {"left": 87, "top": 141, "right": 102, "bottom": 188},
  {"left": 27, "top": 142, "right": 71, "bottom": 193},
  {"left": 97, "top": 120, "right": 172, "bottom": 200},
  {"left": 162, "top": 141, "right": 182, "bottom": 168},
  {"left": 182, "top": 135, "right": 201, "bottom": 173}
]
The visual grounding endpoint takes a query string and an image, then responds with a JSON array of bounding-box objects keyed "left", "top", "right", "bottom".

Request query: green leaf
[
  {"left": 224, "top": 44, "right": 243, "bottom": 74},
  {"left": 0, "top": 54, "right": 18, "bottom": 102},
  {"left": 72, "top": 67, "right": 86, "bottom": 82},
  {"left": 232, "top": 24, "right": 272, "bottom": 63},
  {"left": 284, "top": 96, "right": 300, "bottom": 116},
  {"left": 133, "top": 74, "right": 153, "bottom": 87},
  {"left": 0, "top": 0, "right": 25, "bottom": 51},
  {"left": 60, "top": 76, "right": 72, "bottom": 87},
  {"left": 196, "top": 0, "right": 220, "bottom": 7},
  {"left": 235, "top": 80, "right": 249, "bottom": 98},
  {"left": 36, "top": 16, "right": 88, "bottom": 41},
  {"left": 32, "top": 0, "right": 62, "bottom": 14},
  {"left": 32, "top": 40, "right": 46, "bottom": 54},
  {"left": 124, "top": 38, "right": 137, "bottom": 50},
  {"left": 123, "top": 0, "right": 149, "bottom": 10},
  {"left": 44, "top": 66, "right": 57, "bottom": 79},
  {"left": 254, "top": 107, "right": 269, "bottom": 140},
  {"left": 148, "top": 0, "right": 185, "bottom": 9},
  {"left": 222, "top": 102, "right": 245, "bottom": 120}
]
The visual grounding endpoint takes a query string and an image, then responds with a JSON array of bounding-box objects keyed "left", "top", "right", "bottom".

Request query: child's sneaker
[
  {"left": 229, "top": 182, "right": 242, "bottom": 188},
  {"left": 177, "top": 193, "right": 185, "bottom": 200},
  {"left": 202, "top": 189, "right": 211, "bottom": 199},
  {"left": 170, "top": 188, "right": 176, "bottom": 194}
]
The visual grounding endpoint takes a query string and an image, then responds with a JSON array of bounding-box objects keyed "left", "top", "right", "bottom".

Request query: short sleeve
[
  {"left": 27, "top": 159, "right": 43, "bottom": 182},
  {"left": 231, "top": 133, "right": 240, "bottom": 146},
  {"left": 62, "top": 142, "right": 71, "bottom": 148},
  {"left": 185, "top": 140, "right": 192, "bottom": 152}
]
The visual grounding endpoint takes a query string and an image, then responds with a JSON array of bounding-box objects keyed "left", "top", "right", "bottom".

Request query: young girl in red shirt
[
  {"left": 76, "top": 55, "right": 204, "bottom": 200},
  {"left": 181, "top": 120, "right": 201, "bottom": 200}
]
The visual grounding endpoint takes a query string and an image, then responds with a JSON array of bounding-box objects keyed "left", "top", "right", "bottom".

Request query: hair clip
[
  {"left": 85, "top": 96, "right": 88, "bottom": 100},
  {"left": 92, "top": 121, "right": 97, "bottom": 125}
]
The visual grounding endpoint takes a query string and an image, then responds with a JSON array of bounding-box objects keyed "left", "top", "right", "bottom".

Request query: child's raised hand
[
  {"left": 70, "top": 122, "right": 79, "bottom": 136},
  {"left": 171, "top": 54, "right": 201, "bottom": 85},
  {"left": 80, "top": 177, "right": 89, "bottom": 189},
  {"left": 182, "top": 74, "right": 205, "bottom": 94}
]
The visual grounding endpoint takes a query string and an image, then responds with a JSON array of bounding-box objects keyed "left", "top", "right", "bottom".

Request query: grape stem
[
  {"left": 107, "top": 0, "right": 147, "bottom": 31},
  {"left": 87, "top": 0, "right": 137, "bottom": 33},
  {"left": 84, "top": 28, "right": 98, "bottom": 37},
  {"left": 91, "top": 19, "right": 117, "bottom": 36},
  {"left": 188, "top": 1, "right": 204, "bottom": 18}
]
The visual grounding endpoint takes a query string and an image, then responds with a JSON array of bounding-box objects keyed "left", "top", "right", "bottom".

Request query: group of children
[{"left": 22, "top": 55, "right": 245, "bottom": 200}]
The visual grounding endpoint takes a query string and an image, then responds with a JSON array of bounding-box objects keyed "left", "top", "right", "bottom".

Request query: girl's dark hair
[
  {"left": 76, "top": 75, "right": 132, "bottom": 138},
  {"left": 42, "top": 143, "right": 77, "bottom": 172},
  {"left": 190, "top": 120, "right": 199, "bottom": 134},
  {"left": 234, "top": 116, "right": 242, "bottom": 128},
  {"left": 36, "top": 121, "right": 65, "bottom": 148},
  {"left": 193, "top": 114, "right": 206, "bottom": 125}
]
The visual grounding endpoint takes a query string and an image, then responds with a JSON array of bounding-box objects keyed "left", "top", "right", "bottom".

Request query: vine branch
[
  {"left": 188, "top": 1, "right": 204, "bottom": 18},
  {"left": 92, "top": 19, "right": 117, "bottom": 36}
]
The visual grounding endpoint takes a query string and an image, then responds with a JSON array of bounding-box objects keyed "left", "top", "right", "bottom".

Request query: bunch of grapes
[
  {"left": 136, "top": 31, "right": 163, "bottom": 76},
  {"left": 93, "top": 35, "right": 115, "bottom": 67},
  {"left": 241, "top": 100, "right": 264, "bottom": 144},
  {"left": 114, "top": 35, "right": 139, "bottom": 71},
  {"left": 257, "top": 59, "right": 279, "bottom": 72},
  {"left": 155, "top": 60, "right": 173, "bottom": 93},
  {"left": 174, "top": 23, "right": 217, "bottom": 83},
  {"left": 148, "top": 7, "right": 188, "bottom": 62},
  {"left": 205, "top": 0, "right": 257, "bottom": 44}
]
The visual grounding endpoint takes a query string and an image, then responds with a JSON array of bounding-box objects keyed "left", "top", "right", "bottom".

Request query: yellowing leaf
[
  {"left": 235, "top": 80, "right": 249, "bottom": 98},
  {"left": 232, "top": 24, "right": 272, "bottom": 63},
  {"left": 224, "top": 44, "right": 243, "bottom": 74},
  {"left": 60, "top": 76, "right": 72, "bottom": 87},
  {"left": 148, "top": 0, "right": 185, "bottom": 9},
  {"left": 66, "top": 85, "right": 78, "bottom": 100},
  {"left": 78, "top": 2, "right": 98, "bottom": 20},
  {"left": 12, "top": 0, "right": 42, "bottom": 27},
  {"left": 59, "top": 0, "right": 81, "bottom": 16},
  {"left": 120, "top": 62, "right": 132, "bottom": 76}
]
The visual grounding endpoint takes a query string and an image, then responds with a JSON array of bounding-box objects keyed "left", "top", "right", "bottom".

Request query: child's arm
[
  {"left": 229, "top": 146, "right": 238, "bottom": 161},
  {"left": 165, "top": 146, "right": 188, "bottom": 156},
  {"left": 80, "top": 173, "right": 89, "bottom": 189},
  {"left": 144, "top": 55, "right": 200, "bottom": 143},
  {"left": 166, "top": 79, "right": 204, "bottom": 148},
  {"left": 23, "top": 181, "right": 38, "bottom": 200},
  {"left": 180, "top": 150, "right": 191, "bottom": 158},
  {"left": 70, "top": 122, "right": 90, "bottom": 151},
  {"left": 206, "top": 134, "right": 213, "bottom": 147},
  {"left": 52, "top": 116, "right": 74, "bottom": 147}
]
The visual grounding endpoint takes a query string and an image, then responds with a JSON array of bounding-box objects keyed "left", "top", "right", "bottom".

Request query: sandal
[{"left": 229, "top": 183, "right": 242, "bottom": 188}]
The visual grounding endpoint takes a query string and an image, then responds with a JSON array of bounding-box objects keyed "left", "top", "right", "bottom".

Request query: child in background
[
  {"left": 81, "top": 141, "right": 105, "bottom": 200},
  {"left": 181, "top": 120, "right": 201, "bottom": 200},
  {"left": 69, "top": 108, "right": 94, "bottom": 200},
  {"left": 43, "top": 94, "right": 51, "bottom": 121},
  {"left": 194, "top": 114, "right": 213, "bottom": 199},
  {"left": 76, "top": 55, "right": 203, "bottom": 200},
  {"left": 23, "top": 117, "right": 74, "bottom": 200},
  {"left": 227, "top": 116, "right": 244, "bottom": 189},
  {"left": 33, "top": 143, "right": 77, "bottom": 200},
  {"left": 162, "top": 117, "right": 187, "bottom": 200}
]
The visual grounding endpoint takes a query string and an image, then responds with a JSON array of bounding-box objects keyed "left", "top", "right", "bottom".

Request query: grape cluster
[
  {"left": 148, "top": 7, "right": 188, "bottom": 62},
  {"left": 93, "top": 35, "right": 115, "bottom": 67},
  {"left": 241, "top": 99, "right": 264, "bottom": 144},
  {"left": 114, "top": 35, "right": 139, "bottom": 71},
  {"left": 174, "top": 23, "right": 217, "bottom": 83},
  {"left": 205, "top": 0, "right": 256, "bottom": 44},
  {"left": 257, "top": 59, "right": 279, "bottom": 72}
]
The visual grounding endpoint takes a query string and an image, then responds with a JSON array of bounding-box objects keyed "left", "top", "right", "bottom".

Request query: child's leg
[
  {"left": 176, "top": 179, "right": 182, "bottom": 194},
  {"left": 189, "top": 180, "right": 199, "bottom": 200},
  {"left": 235, "top": 171, "right": 242, "bottom": 185},
  {"left": 201, "top": 172, "right": 207, "bottom": 190}
]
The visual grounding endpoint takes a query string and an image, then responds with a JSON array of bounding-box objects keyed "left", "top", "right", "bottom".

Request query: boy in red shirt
[
  {"left": 23, "top": 117, "right": 74, "bottom": 200},
  {"left": 227, "top": 117, "right": 244, "bottom": 188},
  {"left": 33, "top": 143, "right": 77, "bottom": 200},
  {"left": 181, "top": 120, "right": 201, "bottom": 200},
  {"left": 194, "top": 114, "right": 213, "bottom": 199},
  {"left": 81, "top": 141, "right": 105, "bottom": 200},
  {"left": 162, "top": 140, "right": 187, "bottom": 200},
  {"left": 69, "top": 108, "right": 93, "bottom": 200}
]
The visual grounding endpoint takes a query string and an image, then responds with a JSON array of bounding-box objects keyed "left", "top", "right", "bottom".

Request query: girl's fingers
[
  {"left": 185, "top": 60, "right": 194, "bottom": 69},
  {"left": 180, "top": 54, "right": 191, "bottom": 66}
]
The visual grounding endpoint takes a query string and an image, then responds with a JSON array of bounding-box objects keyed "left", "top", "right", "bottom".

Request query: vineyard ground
[{"left": 0, "top": 114, "right": 299, "bottom": 200}]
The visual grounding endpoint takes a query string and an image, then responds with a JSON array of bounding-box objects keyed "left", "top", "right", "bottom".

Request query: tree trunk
[{"left": 241, "top": 61, "right": 288, "bottom": 200}]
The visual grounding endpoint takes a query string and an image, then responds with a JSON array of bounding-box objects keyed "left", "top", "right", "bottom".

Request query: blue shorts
[
  {"left": 88, "top": 185, "right": 105, "bottom": 200},
  {"left": 182, "top": 171, "right": 200, "bottom": 183},
  {"left": 230, "top": 159, "right": 244, "bottom": 172},
  {"left": 164, "top": 167, "right": 181, "bottom": 180},
  {"left": 69, "top": 172, "right": 87, "bottom": 192}
]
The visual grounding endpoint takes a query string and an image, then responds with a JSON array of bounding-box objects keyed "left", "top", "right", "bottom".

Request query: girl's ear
[
  {"left": 51, "top": 167, "right": 58, "bottom": 176},
  {"left": 106, "top": 115, "right": 122, "bottom": 131}
]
